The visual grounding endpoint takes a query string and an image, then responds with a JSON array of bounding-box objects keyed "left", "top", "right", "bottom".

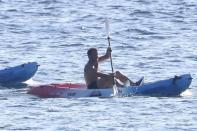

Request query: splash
[
  {"left": 181, "top": 89, "right": 192, "bottom": 97},
  {"left": 24, "top": 79, "right": 42, "bottom": 86}
]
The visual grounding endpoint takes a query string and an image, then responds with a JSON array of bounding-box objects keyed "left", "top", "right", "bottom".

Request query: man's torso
[{"left": 84, "top": 62, "right": 98, "bottom": 86}]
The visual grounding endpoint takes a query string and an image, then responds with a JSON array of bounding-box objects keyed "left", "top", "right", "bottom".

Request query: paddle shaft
[
  {"left": 107, "top": 36, "right": 114, "bottom": 74},
  {"left": 105, "top": 20, "right": 118, "bottom": 95},
  {"left": 107, "top": 36, "right": 116, "bottom": 89}
]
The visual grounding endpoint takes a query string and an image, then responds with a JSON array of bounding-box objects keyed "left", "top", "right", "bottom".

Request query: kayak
[
  {"left": 28, "top": 74, "right": 192, "bottom": 98},
  {"left": 0, "top": 62, "right": 39, "bottom": 84}
]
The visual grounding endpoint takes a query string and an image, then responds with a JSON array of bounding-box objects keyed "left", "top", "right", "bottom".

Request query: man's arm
[
  {"left": 98, "top": 47, "right": 112, "bottom": 62},
  {"left": 97, "top": 72, "right": 109, "bottom": 78},
  {"left": 97, "top": 72, "right": 115, "bottom": 78},
  {"left": 98, "top": 54, "right": 109, "bottom": 62}
]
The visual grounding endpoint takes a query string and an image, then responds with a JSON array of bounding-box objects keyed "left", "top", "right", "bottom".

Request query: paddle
[{"left": 105, "top": 19, "right": 118, "bottom": 95}]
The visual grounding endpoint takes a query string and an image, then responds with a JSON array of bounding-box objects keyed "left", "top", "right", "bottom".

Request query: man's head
[{"left": 87, "top": 48, "right": 98, "bottom": 61}]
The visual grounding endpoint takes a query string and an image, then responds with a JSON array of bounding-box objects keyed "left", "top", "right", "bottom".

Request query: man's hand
[
  {"left": 98, "top": 47, "right": 112, "bottom": 62},
  {"left": 109, "top": 72, "right": 115, "bottom": 77}
]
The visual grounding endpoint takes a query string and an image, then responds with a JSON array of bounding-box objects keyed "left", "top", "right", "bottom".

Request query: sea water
[{"left": 0, "top": 0, "right": 197, "bottom": 130}]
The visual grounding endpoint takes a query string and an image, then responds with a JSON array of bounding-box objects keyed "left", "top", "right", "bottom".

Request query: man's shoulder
[{"left": 85, "top": 63, "right": 94, "bottom": 72}]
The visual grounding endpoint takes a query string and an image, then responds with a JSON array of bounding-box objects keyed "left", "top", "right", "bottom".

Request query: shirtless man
[{"left": 84, "top": 47, "right": 143, "bottom": 89}]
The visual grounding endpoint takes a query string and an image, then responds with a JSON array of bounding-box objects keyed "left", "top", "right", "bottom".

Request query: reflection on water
[{"left": 0, "top": 0, "right": 197, "bottom": 130}]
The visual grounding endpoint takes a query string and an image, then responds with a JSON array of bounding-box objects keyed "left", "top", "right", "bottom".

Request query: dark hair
[{"left": 87, "top": 48, "right": 97, "bottom": 57}]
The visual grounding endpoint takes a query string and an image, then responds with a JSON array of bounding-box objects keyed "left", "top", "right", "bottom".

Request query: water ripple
[{"left": 0, "top": 0, "right": 197, "bottom": 130}]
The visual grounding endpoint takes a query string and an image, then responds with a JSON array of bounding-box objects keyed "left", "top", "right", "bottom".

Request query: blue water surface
[{"left": 0, "top": 0, "right": 197, "bottom": 130}]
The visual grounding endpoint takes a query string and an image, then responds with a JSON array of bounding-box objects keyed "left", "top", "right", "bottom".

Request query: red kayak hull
[{"left": 28, "top": 83, "right": 86, "bottom": 98}]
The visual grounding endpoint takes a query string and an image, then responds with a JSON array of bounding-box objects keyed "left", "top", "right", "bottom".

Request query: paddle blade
[{"left": 105, "top": 19, "right": 110, "bottom": 37}]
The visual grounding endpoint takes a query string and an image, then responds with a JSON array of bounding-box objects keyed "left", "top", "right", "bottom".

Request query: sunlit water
[{"left": 0, "top": 0, "right": 197, "bottom": 130}]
